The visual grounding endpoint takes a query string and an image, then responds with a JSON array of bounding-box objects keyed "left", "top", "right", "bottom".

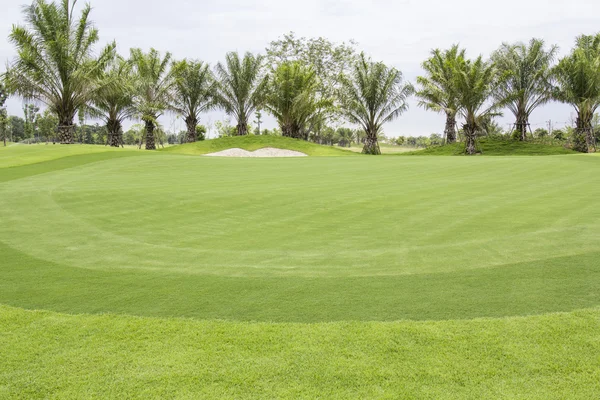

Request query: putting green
[{"left": 1, "top": 150, "right": 599, "bottom": 322}]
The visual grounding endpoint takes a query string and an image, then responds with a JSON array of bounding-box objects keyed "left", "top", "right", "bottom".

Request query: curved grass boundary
[
  {"left": 161, "top": 135, "right": 358, "bottom": 156},
  {"left": 0, "top": 151, "right": 148, "bottom": 183},
  {"left": 1, "top": 241, "right": 599, "bottom": 322},
  {"left": 1, "top": 304, "right": 599, "bottom": 398}
]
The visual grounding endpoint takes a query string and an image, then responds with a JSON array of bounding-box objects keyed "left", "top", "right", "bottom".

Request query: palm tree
[
  {"left": 170, "top": 60, "right": 215, "bottom": 143},
  {"left": 339, "top": 53, "right": 413, "bottom": 155},
  {"left": 553, "top": 34, "right": 600, "bottom": 153},
  {"left": 492, "top": 39, "right": 558, "bottom": 141},
  {"left": 264, "top": 62, "right": 327, "bottom": 140},
  {"left": 130, "top": 48, "right": 174, "bottom": 150},
  {"left": 416, "top": 45, "right": 465, "bottom": 144},
  {"left": 89, "top": 56, "right": 135, "bottom": 147},
  {"left": 213, "top": 52, "right": 267, "bottom": 136},
  {"left": 336, "top": 127, "right": 354, "bottom": 147},
  {"left": 452, "top": 56, "right": 504, "bottom": 154},
  {"left": 4, "top": 0, "right": 115, "bottom": 144}
]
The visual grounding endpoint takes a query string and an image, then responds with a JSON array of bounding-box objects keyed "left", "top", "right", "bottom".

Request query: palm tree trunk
[
  {"left": 107, "top": 119, "right": 121, "bottom": 148},
  {"left": 362, "top": 130, "right": 381, "bottom": 155},
  {"left": 573, "top": 115, "right": 594, "bottom": 153},
  {"left": 185, "top": 115, "right": 198, "bottom": 143},
  {"left": 515, "top": 113, "right": 528, "bottom": 141},
  {"left": 236, "top": 121, "right": 248, "bottom": 136},
  {"left": 145, "top": 119, "right": 156, "bottom": 150},
  {"left": 445, "top": 113, "right": 457, "bottom": 144},
  {"left": 57, "top": 122, "right": 75, "bottom": 144},
  {"left": 464, "top": 123, "right": 478, "bottom": 155}
]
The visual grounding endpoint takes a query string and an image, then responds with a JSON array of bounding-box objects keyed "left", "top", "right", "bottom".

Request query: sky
[{"left": 1, "top": 0, "right": 600, "bottom": 137}]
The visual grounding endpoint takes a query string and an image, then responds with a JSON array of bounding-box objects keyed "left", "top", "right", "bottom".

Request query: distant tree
[
  {"left": 4, "top": 0, "right": 115, "bottom": 144},
  {"left": 214, "top": 52, "right": 266, "bottom": 136},
  {"left": 534, "top": 128, "right": 549, "bottom": 139},
  {"left": 37, "top": 109, "right": 58, "bottom": 143},
  {"left": 453, "top": 56, "right": 504, "bottom": 154},
  {"left": 23, "top": 104, "right": 40, "bottom": 140},
  {"left": 336, "top": 127, "right": 354, "bottom": 147},
  {"left": 339, "top": 54, "right": 413, "bottom": 154},
  {"left": 214, "top": 119, "right": 237, "bottom": 137},
  {"left": 417, "top": 45, "right": 465, "bottom": 144},
  {"left": 170, "top": 59, "right": 214, "bottom": 143},
  {"left": 429, "top": 133, "right": 443, "bottom": 146},
  {"left": 254, "top": 110, "right": 263, "bottom": 135},
  {"left": 8, "top": 116, "right": 25, "bottom": 142},
  {"left": 492, "top": 39, "right": 558, "bottom": 141},
  {"left": 552, "top": 128, "right": 566, "bottom": 140},
  {"left": 395, "top": 136, "right": 406, "bottom": 146},
  {"left": 553, "top": 34, "right": 600, "bottom": 152},
  {"left": 406, "top": 136, "right": 417, "bottom": 147},
  {"left": 321, "top": 126, "right": 337, "bottom": 145},
  {"left": 130, "top": 48, "right": 174, "bottom": 150},
  {"left": 196, "top": 125, "right": 207, "bottom": 141}
]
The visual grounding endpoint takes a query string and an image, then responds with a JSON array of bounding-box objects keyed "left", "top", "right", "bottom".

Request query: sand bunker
[{"left": 204, "top": 147, "right": 307, "bottom": 157}]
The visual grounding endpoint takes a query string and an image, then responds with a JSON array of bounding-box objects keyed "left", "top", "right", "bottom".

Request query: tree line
[{"left": 1, "top": 0, "right": 600, "bottom": 154}]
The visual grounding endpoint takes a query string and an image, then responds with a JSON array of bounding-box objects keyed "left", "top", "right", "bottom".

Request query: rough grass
[
  {"left": 161, "top": 135, "right": 357, "bottom": 156},
  {"left": 403, "top": 138, "right": 577, "bottom": 155},
  {"left": 1, "top": 144, "right": 600, "bottom": 398}
]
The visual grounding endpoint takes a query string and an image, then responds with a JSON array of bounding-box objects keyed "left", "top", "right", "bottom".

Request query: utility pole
[{"left": 547, "top": 119, "right": 552, "bottom": 136}]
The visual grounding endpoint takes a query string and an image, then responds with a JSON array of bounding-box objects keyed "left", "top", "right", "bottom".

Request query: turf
[
  {"left": 1, "top": 305, "right": 599, "bottom": 399},
  {"left": 403, "top": 138, "right": 577, "bottom": 155},
  {"left": 1, "top": 144, "right": 600, "bottom": 397},
  {"left": 161, "top": 135, "right": 357, "bottom": 156}
]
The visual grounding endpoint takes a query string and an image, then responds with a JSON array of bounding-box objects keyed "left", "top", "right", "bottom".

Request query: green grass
[
  {"left": 2, "top": 305, "right": 599, "bottom": 399},
  {"left": 161, "top": 135, "right": 357, "bottom": 156},
  {"left": 0, "top": 143, "right": 135, "bottom": 168},
  {"left": 404, "top": 138, "right": 577, "bottom": 155},
  {"left": 1, "top": 144, "right": 600, "bottom": 398}
]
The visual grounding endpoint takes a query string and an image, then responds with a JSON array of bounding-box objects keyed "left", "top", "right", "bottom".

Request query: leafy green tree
[
  {"left": 4, "top": 0, "right": 115, "bottom": 144},
  {"left": 339, "top": 54, "right": 413, "bottom": 155},
  {"left": 8, "top": 116, "right": 25, "bottom": 142},
  {"left": 130, "top": 48, "right": 174, "bottom": 150},
  {"left": 214, "top": 52, "right": 266, "bottom": 136},
  {"left": 429, "top": 133, "right": 443, "bottom": 146},
  {"left": 395, "top": 136, "right": 406, "bottom": 146},
  {"left": 416, "top": 45, "right": 465, "bottom": 144},
  {"left": 196, "top": 125, "right": 207, "bottom": 141},
  {"left": 534, "top": 128, "right": 549, "bottom": 139},
  {"left": 453, "top": 56, "right": 504, "bottom": 154},
  {"left": 23, "top": 104, "right": 40, "bottom": 140},
  {"left": 492, "top": 39, "right": 558, "bottom": 141},
  {"left": 264, "top": 62, "right": 326, "bottom": 139},
  {"left": 553, "top": 34, "right": 600, "bottom": 152},
  {"left": 552, "top": 128, "right": 566, "bottom": 140},
  {"left": 266, "top": 32, "right": 357, "bottom": 134},
  {"left": 90, "top": 56, "right": 135, "bottom": 147},
  {"left": 170, "top": 60, "right": 214, "bottom": 143},
  {"left": 37, "top": 109, "right": 58, "bottom": 143}
]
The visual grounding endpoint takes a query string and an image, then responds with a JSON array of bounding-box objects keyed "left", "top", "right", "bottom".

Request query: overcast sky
[{"left": 2, "top": 0, "right": 600, "bottom": 137}]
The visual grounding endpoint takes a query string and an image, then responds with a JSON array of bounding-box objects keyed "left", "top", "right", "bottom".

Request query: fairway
[{"left": 1, "top": 145, "right": 600, "bottom": 398}]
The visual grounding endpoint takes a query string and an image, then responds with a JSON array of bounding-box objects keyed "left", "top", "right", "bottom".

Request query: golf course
[{"left": 1, "top": 138, "right": 599, "bottom": 398}]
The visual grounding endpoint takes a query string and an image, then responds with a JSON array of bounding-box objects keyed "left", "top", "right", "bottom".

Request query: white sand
[{"left": 204, "top": 147, "right": 307, "bottom": 157}]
